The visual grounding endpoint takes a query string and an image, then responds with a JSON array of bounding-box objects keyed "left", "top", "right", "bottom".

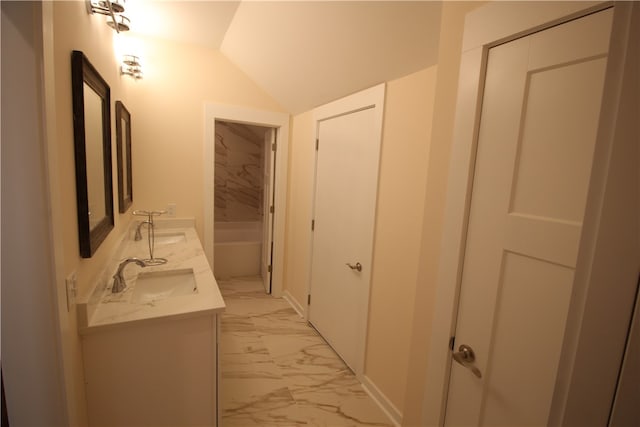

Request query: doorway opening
[
  {"left": 203, "top": 104, "right": 289, "bottom": 298},
  {"left": 213, "top": 120, "right": 276, "bottom": 294}
]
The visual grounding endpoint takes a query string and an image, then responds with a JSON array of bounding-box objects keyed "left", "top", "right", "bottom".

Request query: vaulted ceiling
[{"left": 126, "top": 1, "right": 442, "bottom": 114}]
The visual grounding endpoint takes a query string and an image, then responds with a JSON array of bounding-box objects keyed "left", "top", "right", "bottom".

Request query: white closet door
[
  {"left": 445, "top": 9, "right": 612, "bottom": 426},
  {"left": 309, "top": 88, "right": 383, "bottom": 372}
]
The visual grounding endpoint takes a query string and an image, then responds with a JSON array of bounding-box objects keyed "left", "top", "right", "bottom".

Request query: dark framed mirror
[
  {"left": 115, "top": 101, "right": 132, "bottom": 213},
  {"left": 71, "top": 50, "right": 114, "bottom": 258}
]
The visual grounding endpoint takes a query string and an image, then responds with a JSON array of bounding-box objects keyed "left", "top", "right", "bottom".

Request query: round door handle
[
  {"left": 346, "top": 262, "right": 362, "bottom": 272},
  {"left": 452, "top": 344, "right": 482, "bottom": 378}
]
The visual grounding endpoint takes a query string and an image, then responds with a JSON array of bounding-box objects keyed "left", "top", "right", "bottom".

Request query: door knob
[
  {"left": 346, "top": 262, "right": 362, "bottom": 272},
  {"left": 452, "top": 344, "right": 482, "bottom": 378}
]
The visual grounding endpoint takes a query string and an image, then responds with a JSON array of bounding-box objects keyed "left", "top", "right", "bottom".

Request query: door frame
[
  {"left": 261, "top": 128, "right": 277, "bottom": 293},
  {"left": 203, "top": 104, "right": 289, "bottom": 297},
  {"left": 422, "top": 1, "right": 639, "bottom": 425},
  {"left": 306, "top": 83, "right": 386, "bottom": 379}
]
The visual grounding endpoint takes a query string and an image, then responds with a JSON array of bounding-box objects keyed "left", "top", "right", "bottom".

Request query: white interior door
[
  {"left": 261, "top": 128, "right": 276, "bottom": 293},
  {"left": 309, "top": 105, "right": 381, "bottom": 371},
  {"left": 445, "top": 10, "right": 613, "bottom": 426}
]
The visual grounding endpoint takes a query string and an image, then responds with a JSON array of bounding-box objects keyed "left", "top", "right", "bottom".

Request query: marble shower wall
[{"left": 215, "top": 121, "right": 266, "bottom": 222}]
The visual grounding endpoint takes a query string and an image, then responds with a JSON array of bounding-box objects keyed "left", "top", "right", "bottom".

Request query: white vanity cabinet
[
  {"left": 82, "top": 314, "right": 219, "bottom": 427},
  {"left": 78, "top": 223, "right": 225, "bottom": 427}
]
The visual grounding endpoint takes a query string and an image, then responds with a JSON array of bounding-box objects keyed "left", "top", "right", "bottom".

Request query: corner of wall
[{"left": 400, "top": 2, "right": 488, "bottom": 426}]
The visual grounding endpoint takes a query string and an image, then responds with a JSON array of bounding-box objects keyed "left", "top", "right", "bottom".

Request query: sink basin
[
  {"left": 153, "top": 232, "right": 186, "bottom": 245},
  {"left": 131, "top": 269, "right": 197, "bottom": 304}
]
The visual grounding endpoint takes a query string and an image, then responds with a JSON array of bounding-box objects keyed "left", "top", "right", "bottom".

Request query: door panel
[
  {"left": 511, "top": 58, "right": 608, "bottom": 223},
  {"left": 483, "top": 253, "right": 574, "bottom": 426},
  {"left": 445, "top": 9, "right": 612, "bottom": 426},
  {"left": 309, "top": 107, "right": 379, "bottom": 371}
]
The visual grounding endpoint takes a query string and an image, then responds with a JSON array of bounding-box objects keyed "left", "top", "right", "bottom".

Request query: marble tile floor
[{"left": 218, "top": 277, "right": 393, "bottom": 427}]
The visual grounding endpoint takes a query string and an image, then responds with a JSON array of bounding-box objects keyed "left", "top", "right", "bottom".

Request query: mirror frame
[
  {"left": 71, "top": 50, "right": 114, "bottom": 258},
  {"left": 115, "top": 101, "right": 133, "bottom": 213}
]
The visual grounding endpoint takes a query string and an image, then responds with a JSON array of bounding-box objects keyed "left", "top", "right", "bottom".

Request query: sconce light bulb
[
  {"left": 121, "top": 63, "right": 144, "bottom": 80},
  {"left": 122, "top": 55, "right": 140, "bottom": 67}
]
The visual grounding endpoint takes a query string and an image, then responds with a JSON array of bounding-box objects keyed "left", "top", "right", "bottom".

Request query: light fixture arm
[{"left": 105, "top": 1, "right": 120, "bottom": 34}]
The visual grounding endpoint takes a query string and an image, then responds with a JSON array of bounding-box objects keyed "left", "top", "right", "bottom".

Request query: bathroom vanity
[{"left": 78, "top": 219, "right": 225, "bottom": 427}]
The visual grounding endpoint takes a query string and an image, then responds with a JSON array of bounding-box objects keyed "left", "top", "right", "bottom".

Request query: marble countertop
[{"left": 78, "top": 220, "right": 225, "bottom": 334}]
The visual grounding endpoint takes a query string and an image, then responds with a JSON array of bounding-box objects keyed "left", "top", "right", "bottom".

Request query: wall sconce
[
  {"left": 121, "top": 55, "right": 143, "bottom": 80},
  {"left": 86, "top": 0, "right": 130, "bottom": 32}
]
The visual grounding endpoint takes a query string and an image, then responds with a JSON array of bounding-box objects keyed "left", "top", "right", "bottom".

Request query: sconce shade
[
  {"left": 107, "top": 14, "right": 130, "bottom": 31},
  {"left": 87, "top": 0, "right": 130, "bottom": 33},
  {"left": 121, "top": 55, "right": 143, "bottom": 80},
  {"left": 110, "top": 0, "right": 125, "bottom": 13},
  {"left": 122, "top": 55, "right": 139, "bottom": 66},
  {"left": 87, "top": 0, "right": 125, "bottom": 15},
  {"left": 121, "top": 66, "right": 143, "bottom": 80}
]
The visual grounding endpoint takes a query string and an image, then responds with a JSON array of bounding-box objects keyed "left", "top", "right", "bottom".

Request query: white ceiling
[
  {"left": 126, "top": 1, "right": 241, "bottom": 49},
  {"left": 127, "top": 1, "right": 442, "bottom": 114}
]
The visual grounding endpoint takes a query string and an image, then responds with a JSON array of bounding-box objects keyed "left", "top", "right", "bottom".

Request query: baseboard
[
  {"left": 282, "top": 290, "right": 305, "bottom": 318},
  {"left": 361, "top": 375, "right": 402, "bottom": 427}
]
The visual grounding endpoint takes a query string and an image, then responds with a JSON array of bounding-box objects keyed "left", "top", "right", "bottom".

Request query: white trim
[
  {"left": 550, "top": 3, "right": 639, "bottom": 425},
  {"left": 461, "top": 1, "right": 607, "bottom": 52},
  {"left": 282, "top": 290, "right": 305, "bottom": 319},
  {"left": 422, "top": 2, "right": 625, "bottom": 426},
  {"left": 361, "top": 375, "right": 402, "bottom": 427},
  {"left": 306, "top": 83, "right": 386, "bottom": 380},
  {"left": 203, "top": 104, "right": 289, "bottom": 298},
  {"left": 215, "top": 314, "right": 221, "bottom": 427}
]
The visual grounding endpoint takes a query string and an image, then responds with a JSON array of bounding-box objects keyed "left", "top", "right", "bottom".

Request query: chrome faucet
[
  {"left": 134, "top": 220, "right": 152, "bottom": 241},
  {"left": 112, "top": 258, "right": 146, "bottom": 293}
]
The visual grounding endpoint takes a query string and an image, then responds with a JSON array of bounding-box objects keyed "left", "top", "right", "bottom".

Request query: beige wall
[
  {"left": 283, "top": 67, "right": 438, "bottom": 413},
  {"left": 124, "top": 35, "right": 285, "bottom": 242},
  {"left": 52, "top": 3, "right": 133, "bottom": 424},
  {"left": 401, "top": 2, "right": 487, "bottom": 426},
  {"left": 49, "top": 2, "right": 283, "bottom": 424},
  {"left": 365, "top": 67, "right": 437, "bottom": 410},
  {"left": 53, "top": 1, "right": 131, "bottom": 300}
]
